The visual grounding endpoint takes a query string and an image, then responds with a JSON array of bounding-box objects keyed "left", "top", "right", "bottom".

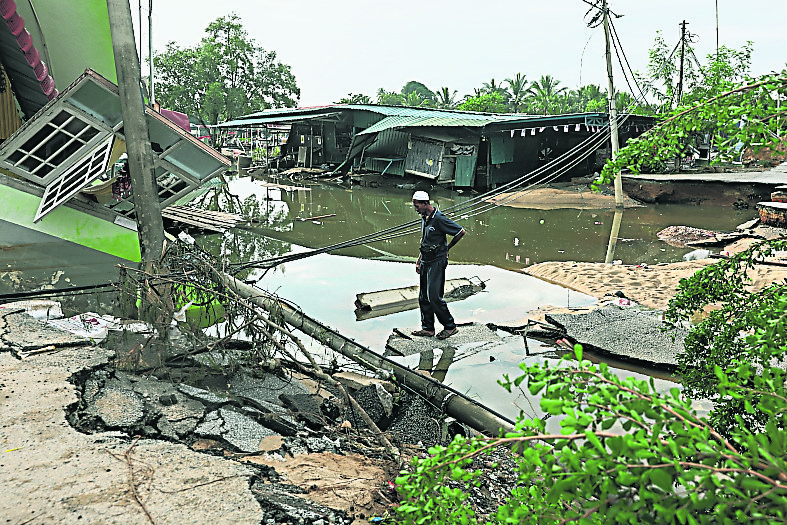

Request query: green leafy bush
[
  {"left": 395, "top": 343, "right": 787, "bottom": 524},
  {"left": 666, "top": 239, "right": 787, "bottom": 433}
]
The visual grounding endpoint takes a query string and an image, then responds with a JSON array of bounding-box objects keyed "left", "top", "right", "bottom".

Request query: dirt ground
[
  {"left": 523, "top": 257, "right": 787, "bottom": 312},
  {"left": 242, "top": 451, "right": 394, "bottom": 518},
  {"left": 484, "top": 184, "right": 642, "bottom": 210}
]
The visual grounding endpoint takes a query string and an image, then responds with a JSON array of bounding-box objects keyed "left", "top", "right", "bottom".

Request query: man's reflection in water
[{"left": 417, "top": 346, "right": 456, "bottom": 382}]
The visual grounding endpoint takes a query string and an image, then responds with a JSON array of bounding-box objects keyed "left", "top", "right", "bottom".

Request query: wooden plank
[
  {"left": 161, "top": 205, "right": 244, "bottom": 233},
  {"left": 256, "top": 181, "right": 311, "bottom": 192}
]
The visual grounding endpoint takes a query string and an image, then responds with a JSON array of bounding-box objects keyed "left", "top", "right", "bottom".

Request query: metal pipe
[{"left": 214, "top": 269, "right": 516, "bottom": 437}]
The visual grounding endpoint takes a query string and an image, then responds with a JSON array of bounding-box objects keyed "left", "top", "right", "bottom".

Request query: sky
[{"left": 134, "top": 0, "right": 787, "bottom": 108}]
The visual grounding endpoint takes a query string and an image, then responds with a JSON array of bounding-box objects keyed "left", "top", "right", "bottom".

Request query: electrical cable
[
  {"left": 232, "top": 113, "right": 630, "bottom": 272},
  {"left": 0, "top": 281, "right": 118, "bottom": 301},
  {"left": 608, "top": 17, "right": 651, "bottom": 107},
  {"left": 227, "top": 3, "right": 665, "bottom": 273},
  {"left": 236, "top": 106, "right": 652, "bottom": 272}
]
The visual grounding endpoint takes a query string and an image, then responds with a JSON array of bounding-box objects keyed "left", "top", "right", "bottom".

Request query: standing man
[{"left": 411, "top": 191, "right": 466, "bottom": 340}]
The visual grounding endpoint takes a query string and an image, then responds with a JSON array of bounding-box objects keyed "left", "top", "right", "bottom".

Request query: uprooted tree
[
  {"left": 395, "top": 341, "right": 787, "bottom": 523},
  {"left": 598, "top": 69, "right": 787, "bottom": 180}
]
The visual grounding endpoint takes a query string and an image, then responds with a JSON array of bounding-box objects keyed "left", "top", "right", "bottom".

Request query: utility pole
[
  {"left": 715, "top": 0, "right": 719, "bottom": 58},
  {"left": 677, "top": 20, "right": 687, "bottom": 107},
  {"left": 602, "top": 0, "right": 623, "bottom": 264},
  {"left": 106, "top": 0, "right": 165, "bottom": 262}
]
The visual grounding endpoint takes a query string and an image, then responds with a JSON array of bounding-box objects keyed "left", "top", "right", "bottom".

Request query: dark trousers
[{"left": 418, "top": 257, "right": 456, "bottom": 332}]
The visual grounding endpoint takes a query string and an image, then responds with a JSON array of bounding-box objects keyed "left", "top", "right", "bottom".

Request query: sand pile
[{"left": 524, "top": 259, "right": 787, "bottom": 311}]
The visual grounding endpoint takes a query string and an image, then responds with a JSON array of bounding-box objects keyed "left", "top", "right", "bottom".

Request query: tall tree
[
  {"left": 457, "top": 92, "right": 507, "bottom": 113},
  {"left": 504, "top": 73, "right": 529, "bottom": 113},
  {"left": 435, "top": 87, "right": 459, "bottom": 109},
  {"left": 153, "top": 13, "right": 300, "bottom": 136},
  {"left": 576, "top": 83, "right": 606, "bottom": 111},
  {"left": 402, "top": 91, "right": 434, "bottom": 108},
  {"left": 336, "top": 93, "right": 372, "bottom": 104},
  {"left": 644, "top": 30, "right": 704, "bottom": 111},
  {"left": 377, "top": 88, "right": 405, "bottom": 106},
  {"left": 527, "top": 74, "right": 567, "bottom": 115},
  {"left": 401, "top": 81, "right": 436, "bottom": 104},
  {"left": 481, "top": 78, "right": 510, "bottom": 107}
]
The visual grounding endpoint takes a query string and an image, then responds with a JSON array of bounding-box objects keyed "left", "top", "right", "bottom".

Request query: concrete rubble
[
  {"left": 545, "top": 304, "right": 689, "bottom": 368},
  {"left": 0, "top": 309, "right": 262, "bottom": 525},
  {"left": 2, "top": 302, "right": 490, "bottom": 523}
]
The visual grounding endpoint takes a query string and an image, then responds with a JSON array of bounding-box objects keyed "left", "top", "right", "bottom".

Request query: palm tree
[
  {"left": 615, "top": 91, "right": 636, "bottom": 112},
  {"left": 504, "top": 73, "right": 528, "bottom": 113},
  {"left": 336, "top": 93, "right": 372, "bottom": 104},
  {"left": 481, "top": 78, "right": 510, "bottom": 107},
  {"left": 527, "top": 75, "right": 567, "bottom": 115},
  {"left": 402, "top": 91, "right": 434, "bottom": 108},
  {"left": 436, "top": 87, "right": 458, "bottom": 109},
  {"left": 377, "top": 88, "right": 405, "bottom": 106},
  {"left": 576, "top": 84, "right": 605, "bottom": 111}
]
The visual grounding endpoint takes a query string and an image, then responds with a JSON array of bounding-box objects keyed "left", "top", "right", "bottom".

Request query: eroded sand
[{"left": 524, "top": 258, "right": 787, "bottom": 311}]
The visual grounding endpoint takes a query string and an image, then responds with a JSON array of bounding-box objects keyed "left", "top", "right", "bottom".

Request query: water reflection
[
  {"left": 189, "top": 175, "right": 746, "bottom": 422},
  {"left": 228, "top": 175, "right": 756, "bottom": 269},
  {"left": 2, "top": 173, "right": 751, "bottom": 424}
]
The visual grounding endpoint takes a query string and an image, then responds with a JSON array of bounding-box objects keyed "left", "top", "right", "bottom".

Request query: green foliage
[
  {"left": 395, "top": 346, "right": 787, "bottom": 524},
  {"left": 457, "top": 92, "right": 507, "bottom": 114},
  {"left": 402, "top": 81, "right": 437, "bottom": 105},
  {"left": 436, "top": 87, "right": 459, "bottom": 110},
  {"left": 643, "top": 32, "right": 754, "bottom": 111},
  {"left": 153, "top": 13, "right": 300, "bottom": 134},
  {"left": 686, "top": 43, "right": 754, "bottom": 104},
  {"left": 504, "top": 73, "right": 528, "bottom": 113},
  {"left": 336, "top": 93, "right": 372, "bottom": 104},
  {"left": 598, "top": 70, "right": 787, "bottom": 184},
  {"left": 665, "top": 239, "right": 787, "bottom": 432},
  {"left": 526, "top": 75, "right": 568, "bottom": 115},
  {"left": 377, "top": 88, "right": 406, "bottom": 106}
]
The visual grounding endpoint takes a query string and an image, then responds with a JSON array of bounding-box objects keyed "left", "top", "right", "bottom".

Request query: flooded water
[
  {"left": 2, "top": 173, "right": 752, "bottom": 424},
  {"left": 194, "top": 174, "right": 752, "bottom": 423}
]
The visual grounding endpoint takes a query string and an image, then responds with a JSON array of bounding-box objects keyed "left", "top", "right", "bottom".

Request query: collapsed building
[{"left": 218, "top": 104, "right": 656, "bottom": 190}]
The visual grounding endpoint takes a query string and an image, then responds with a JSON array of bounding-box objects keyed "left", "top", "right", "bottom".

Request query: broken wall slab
[{"left": 546, "top": 304, "right": 688, "bottom": 368}]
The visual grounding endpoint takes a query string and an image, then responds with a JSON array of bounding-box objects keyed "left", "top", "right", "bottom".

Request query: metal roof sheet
[
  {"left": 357, "top": 115, "right": 491, "bottom": 135},
  {"left": 222, "top": 104, "right": 527, "bottom": 126},
  {"left": 220, "top": 105, "right": 629, "bottom": 135},
  {"left": 216, "top": 111, "right": 342, "bottom": 128}
]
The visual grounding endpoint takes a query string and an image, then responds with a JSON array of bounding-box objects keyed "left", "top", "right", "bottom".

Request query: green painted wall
[{"left": 0, "top": 185, "right": 141, "bottom": 261}]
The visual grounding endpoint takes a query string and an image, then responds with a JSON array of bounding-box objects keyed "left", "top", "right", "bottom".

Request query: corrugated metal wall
[
  {"left": 0, "top": 66, "right": 22, "bottom": 140},
  {"left": 352, "top": 110, "right": 385, "bottom": 130},
  {"left": 363, "top": 129, "right": 409, "bottom": 176}
]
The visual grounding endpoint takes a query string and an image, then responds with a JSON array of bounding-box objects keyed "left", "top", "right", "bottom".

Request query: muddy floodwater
[
  {"left": 3, "top": 174, "right": 756, "bottom": 423},
  {"left": 196, "top": 175, "right": 752, "bottom": 422}
]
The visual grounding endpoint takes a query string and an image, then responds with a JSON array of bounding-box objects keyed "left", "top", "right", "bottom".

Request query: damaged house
[
  {"left": 218, "top": 104, "right": 656, "bottom": 190},
  {"left": 0, "top": 1, "right": 230, "bottom": 263}
]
